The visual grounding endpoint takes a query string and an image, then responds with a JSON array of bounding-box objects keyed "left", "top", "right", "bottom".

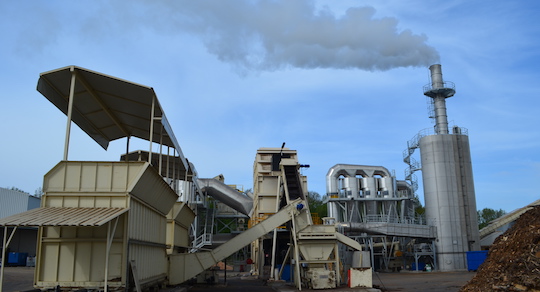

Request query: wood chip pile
[{"left": 460, "top": 206, "right": 540, "bottom": 291}]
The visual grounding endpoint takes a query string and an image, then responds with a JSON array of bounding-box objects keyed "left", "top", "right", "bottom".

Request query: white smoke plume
[
  {"left": 14, "top": 1, "right": 439, "bottom": 72},
  {"left": 144, "top": 0, "right": 440, "bottom": 72}
]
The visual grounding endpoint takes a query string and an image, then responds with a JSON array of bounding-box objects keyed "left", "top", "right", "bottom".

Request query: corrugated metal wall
[
  {"left": 166, "top": 202, "right": 195, "bottom": 254},
  {"left": 37, "top": 222, "right": 125, "bottom": 286},
  {"left": 128, "top": 199, "right": 169, "bottom": 281},
  {"left": 0, "top": 187, "right": 39, "bottom": 218}
]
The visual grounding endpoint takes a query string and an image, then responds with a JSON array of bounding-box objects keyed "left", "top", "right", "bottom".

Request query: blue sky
[{"left": 1, "top": 0, "right": 539, "bottom": 213}]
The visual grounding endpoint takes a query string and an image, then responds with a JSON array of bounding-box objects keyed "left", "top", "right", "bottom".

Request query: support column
[
  {"left": 290, "top": 212, "right": 302, "bottom": 290},
  {"left": 104, "top": 218, "right": 119, "bottom": 292},
  {"left": 63, "top": 67, "right": 77, "bottom": 161},
  {"left": 148, "top": 96, "right": 156, "bottom": 163},
  {"left": 0, "top": 227, "right": 18, "bottom": 292}
]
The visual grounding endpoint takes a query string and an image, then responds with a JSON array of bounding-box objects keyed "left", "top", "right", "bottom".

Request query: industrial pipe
[{"left": 198, "top": 178, "right": 253, "bottom": 216}]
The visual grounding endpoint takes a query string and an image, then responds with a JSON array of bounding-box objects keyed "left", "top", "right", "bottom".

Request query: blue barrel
[
  {"left": 466, "top": 251, "right": 488, "bottom": 271},
  {"left": 411, "top": 262, "right": 426, "bottom": 271},
  {"left": 276, "top": 264, "right": 292, "bottom": 282},
  {"left": 8, "top": 252, "right": 28, "bottom": 266}
]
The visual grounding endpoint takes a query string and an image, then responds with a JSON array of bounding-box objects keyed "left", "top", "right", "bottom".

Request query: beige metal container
[
  {"left": 35, "top": 161, "right": 178, "bottom": 290},
  {"left": 166, "top": 202, "right": 195, "bottom": 254}
]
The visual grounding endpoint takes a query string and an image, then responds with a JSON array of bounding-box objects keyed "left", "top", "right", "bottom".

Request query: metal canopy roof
[
  {"left": 37, "top": 65, "right": 188, "bottom": 171},
  {"left": 0, "top": 207, "right": 128, "bottom": 227}
]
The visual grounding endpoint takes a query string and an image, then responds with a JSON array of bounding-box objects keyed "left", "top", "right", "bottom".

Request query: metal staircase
[
  {"left": 403, "top": 133, "right": 421, "bottom": 193},
  {"left": 191, "top": 204, "right": 215, "bottom": 252}
]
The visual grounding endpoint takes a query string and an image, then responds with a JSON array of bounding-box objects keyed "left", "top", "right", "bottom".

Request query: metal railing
[
  {"left": 363, "top": 214, "right": 427, "bottom": 225},
  {"left": 405, "top": 126, "right": 469, "bottom": 153},
  {"left": 423, "top": 80, "right": 455, "bottom": 95},
  {"left": 402, "top": 126, "right": 469, "bottom": 195},
  {"left": 190, "top": 233, "right": 213, "bottom": 252}
]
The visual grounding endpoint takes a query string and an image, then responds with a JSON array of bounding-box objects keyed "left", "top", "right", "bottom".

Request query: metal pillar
[
  {"left": 63, "top": 67, "right": 77, "bottom": 160},
  {"left": 104, "top": 217, "right": 119, "bottom": 292},
  {"left": 0, "top": 227, "right": 18, "bottom": 292},
  {"left": 148, "top": 96, "right": 155, "bottom": 163}
]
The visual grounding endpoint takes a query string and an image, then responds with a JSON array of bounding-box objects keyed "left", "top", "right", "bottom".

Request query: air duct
[{"left": 198, "top": 178, "right": 253, "bottom": 216}]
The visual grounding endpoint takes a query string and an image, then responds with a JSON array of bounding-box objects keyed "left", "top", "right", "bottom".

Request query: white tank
[
  {"left": 419, "top": 133, "right": 480, "bottom": 271},
  {"left": 362, "top": 177, "right": 377, "bottom": 215},
  {"left": 343, "top": 176, "right": 359, "bottom": 198},
  {"left": 378, "top": 176, "right": 394, "bottom": 198}
]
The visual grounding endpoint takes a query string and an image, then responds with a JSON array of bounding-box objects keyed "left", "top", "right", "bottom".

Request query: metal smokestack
[
  {"left": 417, "top": 65, "right": 481, "bottom": 270},
  {"left": 430, "top": 64, "right": 444, "bottom": 89},
  {"left": 424, "top": 64, "right": 455, "bottom": 134}
]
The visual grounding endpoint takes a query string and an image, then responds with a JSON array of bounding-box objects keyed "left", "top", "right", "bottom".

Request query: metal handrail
[
  {"left": 191, "top": 233, "right": 213, "bottom": 252},
  {"left": 363, "top": 214, "right": 427, "bottom": 225},
  {"left": 423, "top": 80, "right": 455, "bottom": 93}
]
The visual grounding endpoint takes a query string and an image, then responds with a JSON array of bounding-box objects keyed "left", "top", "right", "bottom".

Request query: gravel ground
[{"left": 1, "top": 266, "right": 35, "bottom": 292}]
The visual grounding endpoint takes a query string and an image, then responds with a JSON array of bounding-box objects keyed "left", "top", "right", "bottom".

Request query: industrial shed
[
  {"left": 0, "top": 187, "right": 40, "bottom": 258},
  {"left": 0, "top": 187, "right": 40, "bottom": 219},
  {"left": 1, "top": 65, "right": 195, "bottom": 292}
]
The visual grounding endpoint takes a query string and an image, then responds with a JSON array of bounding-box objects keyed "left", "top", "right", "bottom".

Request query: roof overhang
[
  {"left": 0, "top": 207, "right": 128, "bottom": 227},
  {"left": 37, "top": 65, "right": 188, "bottom": 171}
]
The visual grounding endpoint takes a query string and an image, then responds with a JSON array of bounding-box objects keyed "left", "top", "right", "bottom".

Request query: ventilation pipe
[{"left": 198, "top": 178, "right": 253, "bottom": 216}]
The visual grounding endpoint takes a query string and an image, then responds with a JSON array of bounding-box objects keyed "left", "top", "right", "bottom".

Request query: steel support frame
[
  {"left": 104, "top": 217, "right": 120, "bottom": 292},
  {"left": 0, "top": 227, "right": 18, "bottom": 292}
]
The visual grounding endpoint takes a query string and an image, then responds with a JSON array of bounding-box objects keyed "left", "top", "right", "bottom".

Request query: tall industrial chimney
[
  {"left": 423, "top": 64, "right": 455, "bottom": 134},
  {"left": 417, "top": 64, "right": 480, "bottom": 271}
]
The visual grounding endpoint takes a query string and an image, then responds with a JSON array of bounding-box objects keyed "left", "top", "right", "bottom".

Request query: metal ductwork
[
  {"left": 336, "top": 222, "right": 434, "bottom": 238},
  {"left": 326, "top": 164, "right": 393, "bottom": 195},
  {"left": 337, "top": 222, "right": 385, "bottom": 235},
  {"left": 197, "top": 178, "right": 253, "bottom": 216}
]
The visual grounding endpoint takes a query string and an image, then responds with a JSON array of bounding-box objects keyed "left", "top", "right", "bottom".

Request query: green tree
[
  {"left": 412, "top": 194, "right": 425, "bottom": 215},
  {"left": 307, "top": 191, "right": 327, "bottom": 218},
  {"left": 34, "top": 187, "right": 44, "bottom": 198},
  {"left": 477, "top": 208, "right": 506, "bottom": 229}
]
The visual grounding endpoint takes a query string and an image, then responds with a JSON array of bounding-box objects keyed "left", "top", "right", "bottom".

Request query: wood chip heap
[{"left": 460, "top": 206, "right": 540, "bottom": 291}]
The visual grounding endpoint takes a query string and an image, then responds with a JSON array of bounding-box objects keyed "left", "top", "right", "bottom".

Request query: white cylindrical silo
[{"left": 419, "top": 133, "right": 480, "bottom": 271}]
